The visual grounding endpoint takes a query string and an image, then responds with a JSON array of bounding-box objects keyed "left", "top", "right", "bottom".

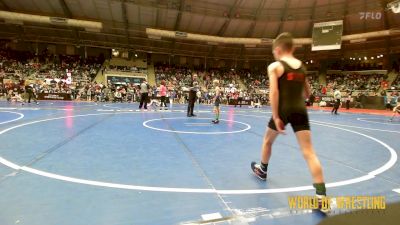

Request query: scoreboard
[{"left": 312, "top": 20, "right": 343, "bottom": 51}]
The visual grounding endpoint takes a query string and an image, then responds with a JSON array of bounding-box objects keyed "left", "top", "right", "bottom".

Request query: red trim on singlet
[{"left": 287, "top": 72, "right": 305, "bottom": 82}]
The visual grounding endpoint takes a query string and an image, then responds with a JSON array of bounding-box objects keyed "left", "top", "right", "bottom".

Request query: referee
[
  {"left": 138, "top": 80, "right": 149, "bottom": 110},
  {"left": 187, "top": 74, "right": 198, "bottom": 117},
  {"left": 331, "top": 89, "right": 341, "bottom": 115},
  {"left": 25, "top": 83, "right": 38, "bottom": 104}
]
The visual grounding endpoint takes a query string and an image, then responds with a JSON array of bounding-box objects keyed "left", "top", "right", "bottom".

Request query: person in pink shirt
[
  {"left": 159, "top": 80, "right": 168, "bottom": 110},
  {"left": 321, "top": 86, "right": 327, "bottom": 95}
]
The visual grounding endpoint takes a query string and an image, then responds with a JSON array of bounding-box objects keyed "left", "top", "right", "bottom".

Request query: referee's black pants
[
  {"left": 187, "top": 98, "right": 196, "bottom": 116},
  {"left": 332, "top": 99, "right": 340, "bottom": 114},
  {"left": 139, "top": 93, "right": 148, "bottom": 109},
  {"left": 27, "top": 92, "right": 37, "bottom": 103}
]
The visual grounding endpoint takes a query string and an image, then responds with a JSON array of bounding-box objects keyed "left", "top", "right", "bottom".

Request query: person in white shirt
[
  {"left": 331, "top": 89, "right": 341, "bottom": 115},
  {"left": 237, "top": 90, "right": 244, "bottom": 108},
  {"left": 87, "top": 88, "right": 92, "bottom": 101},
  {"left": 196, "top": 89, "right": 202, "bottom": 105},
  {"left": 139, "top": 80, "right": 149, "bottom": 110},
  {"left": 114, "top": 90, "right": 122, "bottom": 102}
]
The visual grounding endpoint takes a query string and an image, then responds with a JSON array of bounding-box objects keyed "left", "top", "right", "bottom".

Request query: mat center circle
[{"left": 143, "top": 117, "right": 251, "bottom": 134}]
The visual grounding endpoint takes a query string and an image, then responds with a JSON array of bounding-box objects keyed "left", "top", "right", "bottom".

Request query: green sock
[
  {"left": 313, "top": 183, "right": 326, "bottom": 195},
  {"left": 261, "top": 162, "right": 268, "bottom": 171}
]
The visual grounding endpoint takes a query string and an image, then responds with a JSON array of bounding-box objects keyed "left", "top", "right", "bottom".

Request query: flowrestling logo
[{"left": 359, "top": 12, "right": 383, "bottom": 20}]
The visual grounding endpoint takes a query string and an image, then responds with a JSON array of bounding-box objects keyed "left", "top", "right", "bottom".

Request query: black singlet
[{"left": 268, "top": 60, "right": 310, "bottom": 132}]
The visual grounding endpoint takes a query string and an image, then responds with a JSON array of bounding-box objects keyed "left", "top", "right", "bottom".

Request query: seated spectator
[{"left": 114, "top": 89, "right": 123, "bottom": 102}]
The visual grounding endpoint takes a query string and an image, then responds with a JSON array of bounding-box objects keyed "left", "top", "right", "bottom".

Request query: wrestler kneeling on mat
[
  {"left": 251, "top": 32, "right": 328, "bottom": 212},
  {"left": 389, "top": 101, "right": 400, "bottom": 122}
]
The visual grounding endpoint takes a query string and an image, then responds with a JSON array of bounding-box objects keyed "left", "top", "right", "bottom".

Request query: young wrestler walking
[
  {"left": 251, "top": 32, "right": 327, "bottom": 210},
  {"left": 212, "top": 79, "right": 221, "bottom": 124}
]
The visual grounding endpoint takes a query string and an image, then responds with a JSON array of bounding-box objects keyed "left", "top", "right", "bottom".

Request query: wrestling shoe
[
  {"left": 313, "top": 194, "right": 331, "bottom": 214},
  {"left": 251, "top": 162, "right": 267, "bottom": 180},
  {"left": 212, "top": 120, "right": 219, "bottom": 124}
]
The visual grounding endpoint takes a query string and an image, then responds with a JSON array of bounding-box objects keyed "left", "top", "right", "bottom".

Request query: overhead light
[
  {"left": 306, "top": 62, "right": 309, "bottom": 64},
  {"left": 364, "top": 57, "right": 367, "bottom": 60},
  {"left": 388, "top": 0, "right": 400, "bottom": 13},
  {"left": 371, "top": 57, "right": 374, "bottom": 59},
  {"left": 359, "top": 58, "right": 362, "bottom": 60},
  {"left": 112, "top": 49, "right": 119, "bottom": 57},
  {"left": 134, "top": 53, "right": 138, "bottom": 57},
  {"left": 310, "top": 60, "right": 313, "bottom": 63}
]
